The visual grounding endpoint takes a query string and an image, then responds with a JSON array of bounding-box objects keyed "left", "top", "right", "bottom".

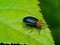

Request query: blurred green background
[{"left": 39, "top": 0, "right": 60, "bottom": 45}]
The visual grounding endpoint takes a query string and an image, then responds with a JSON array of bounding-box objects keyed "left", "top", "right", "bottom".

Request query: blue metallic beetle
[{"left": 23, "top": 16, "right": 41, "bottom": 28}]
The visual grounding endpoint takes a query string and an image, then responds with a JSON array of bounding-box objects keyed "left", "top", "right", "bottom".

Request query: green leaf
[{"left": 0, "top": 0, "right": 55, "bottom": 45}]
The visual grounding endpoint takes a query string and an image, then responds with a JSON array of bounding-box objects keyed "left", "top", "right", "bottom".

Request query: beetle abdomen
[{"left": 23, "top": 16, "right": 38, "bottom": 25}]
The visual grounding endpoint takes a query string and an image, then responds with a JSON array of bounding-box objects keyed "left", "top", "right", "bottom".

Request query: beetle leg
[
  {"left": 29, "top": 27, "right": 33, "bottom": 33},
  {"left": 37, "top": 28, "right": 40, "bottom": 35},
  {"left": 38, "top": 30, "right": 40, "bottom": 35}
]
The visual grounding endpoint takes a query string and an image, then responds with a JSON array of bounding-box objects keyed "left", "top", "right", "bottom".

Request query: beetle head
[{"left": 36, "top": 21, "right": 41, "bottom": 28}]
